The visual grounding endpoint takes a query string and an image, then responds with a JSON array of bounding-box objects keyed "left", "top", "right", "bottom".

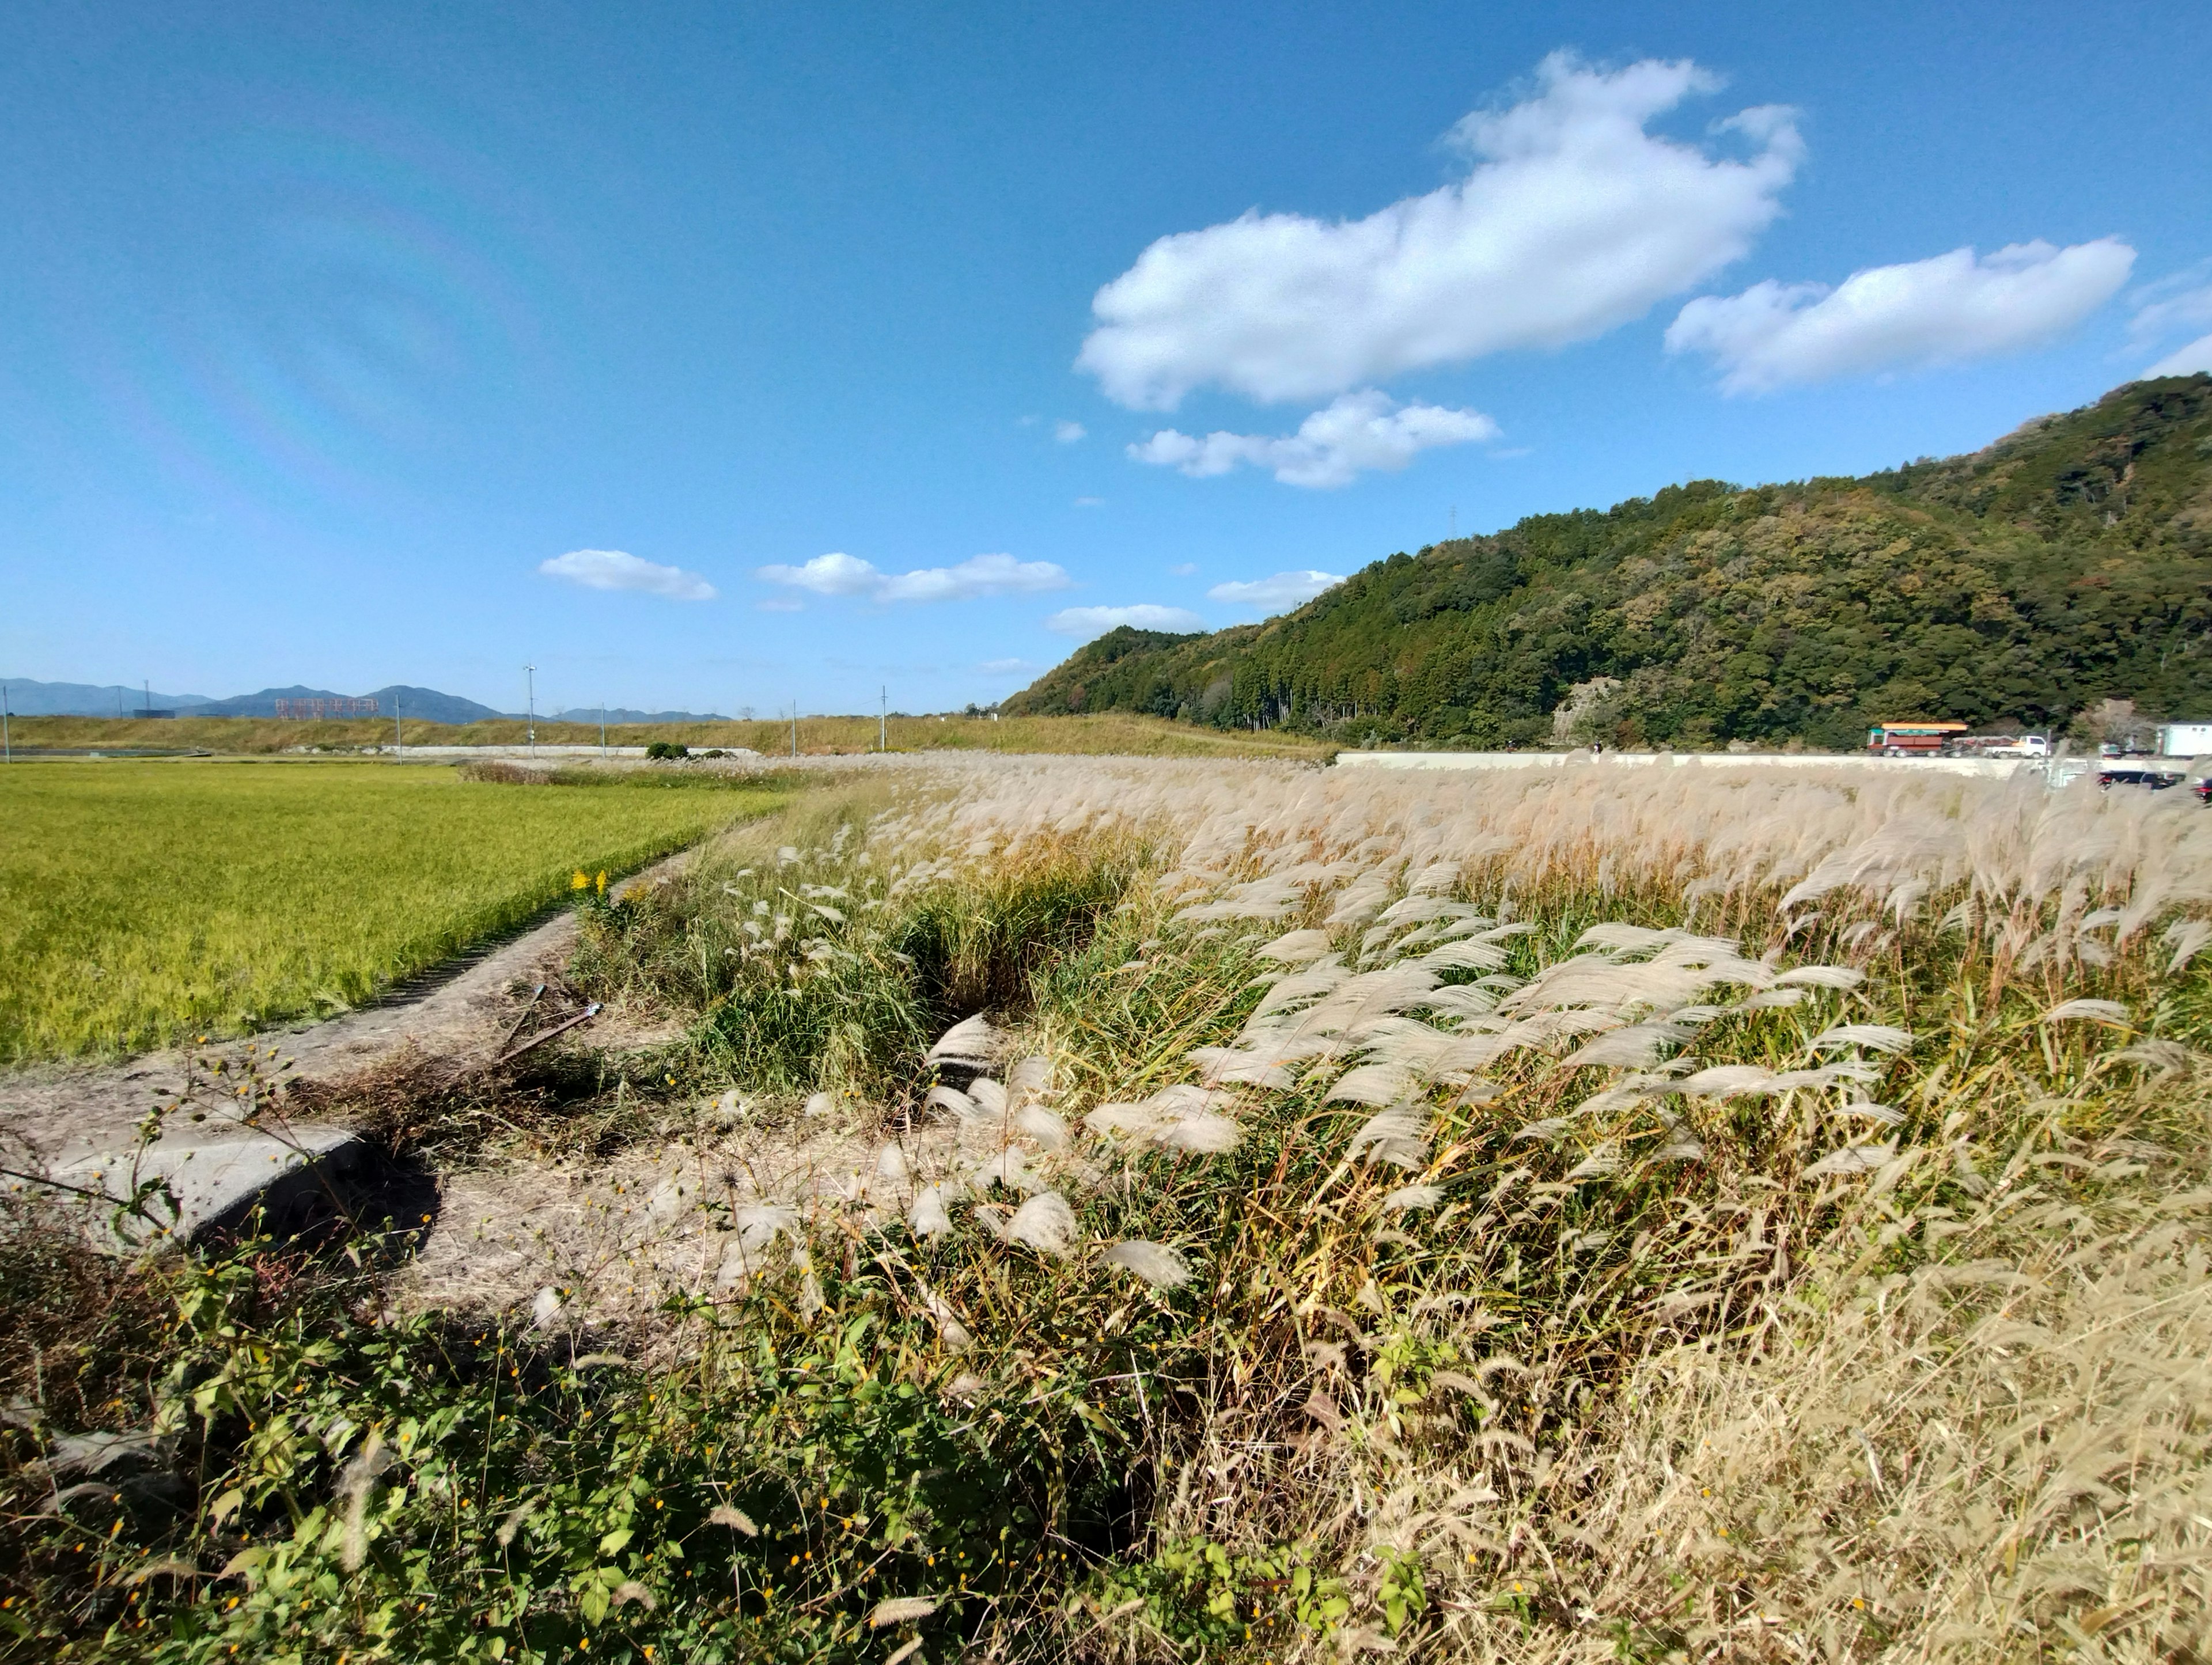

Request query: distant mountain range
[
  {"left": 550, "top": 707, "right": 730, "bottom": 724},
  {"left": 0, "top": 680, "right": 510, "bottom": 725},
  {"left": 0, "top": 680, "right": 217, "bottom": 716},
  {"left": 0, "top": 681, "right": 740, "bottom": 726}
]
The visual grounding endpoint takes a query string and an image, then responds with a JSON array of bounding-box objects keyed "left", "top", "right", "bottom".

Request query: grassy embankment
[
  {"left": 5, "top": 711, "right": 1331, "bottom": 761},
  {"left": 0, "top": 760, "right": 789, "bottom": 1061},
  {"left": 6, "top": 761, "right": 2211, "bottom": 1662}
]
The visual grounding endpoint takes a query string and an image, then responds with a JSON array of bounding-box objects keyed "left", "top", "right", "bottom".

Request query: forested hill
[{"left": 1005, "top": 376, "right": 2212, "bottom": 750}]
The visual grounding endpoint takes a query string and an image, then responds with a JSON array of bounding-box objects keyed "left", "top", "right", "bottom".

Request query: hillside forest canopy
[{"left": 1005, "top": 376, "right": 2212, "bottom": 750}]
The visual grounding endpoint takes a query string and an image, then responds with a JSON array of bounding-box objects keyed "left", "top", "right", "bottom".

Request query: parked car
[{"left": 2099, "top": 765, "right": 2185, "bottom": 791}]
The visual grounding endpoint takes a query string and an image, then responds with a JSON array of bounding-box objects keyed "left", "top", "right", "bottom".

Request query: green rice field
[{"left": 0, "top": 760, "right": 785, "bottom": 1061}]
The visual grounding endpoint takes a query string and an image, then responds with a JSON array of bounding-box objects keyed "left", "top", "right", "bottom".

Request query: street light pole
[
  {"left": 880, "top": 685, "right": 887, "bottom": 753},
  {"left": 525, "top": 665, "right": 537, "bottom": 757}
]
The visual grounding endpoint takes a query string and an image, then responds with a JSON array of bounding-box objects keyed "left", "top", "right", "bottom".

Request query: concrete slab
[{"left": 20, "top": 1110, "right": 374, "bottom": 1250}]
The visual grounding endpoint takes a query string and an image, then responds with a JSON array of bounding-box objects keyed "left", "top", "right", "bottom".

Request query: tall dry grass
[{"left": 12, "top": 756, "right": 2209, "bottom": 1662}]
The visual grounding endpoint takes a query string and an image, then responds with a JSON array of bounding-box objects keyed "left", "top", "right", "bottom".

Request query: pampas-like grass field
[{"left": 5, "top": 756, "right": 2209, "bottom": 1663}]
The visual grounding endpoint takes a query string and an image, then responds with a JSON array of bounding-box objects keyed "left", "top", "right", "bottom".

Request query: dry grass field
[{"left": 5, "top": 756, "right": 2210, "bottom": 1663}]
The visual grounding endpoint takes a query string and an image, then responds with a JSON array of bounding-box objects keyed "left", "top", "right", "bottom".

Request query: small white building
[{"left": 2157, "top": 722, "right": 2212, "bottom": 757}]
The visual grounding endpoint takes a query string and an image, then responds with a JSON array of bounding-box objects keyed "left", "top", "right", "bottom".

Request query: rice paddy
[
  {"left": 6, "top": 755, "right": 2212, "bottom": 1662},
  {"left": 0, "top": 759, "right": 787, "bottom": 1060}
]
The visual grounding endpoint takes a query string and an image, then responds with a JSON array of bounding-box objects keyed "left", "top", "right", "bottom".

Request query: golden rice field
[{"left": 0, "top": 759, "right": 785, "bottom": 1060}]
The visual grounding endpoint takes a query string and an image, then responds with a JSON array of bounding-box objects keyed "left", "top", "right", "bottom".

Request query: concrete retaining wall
[{"left": 1332, "top": 749, "right": 2033, "bottom": 778}]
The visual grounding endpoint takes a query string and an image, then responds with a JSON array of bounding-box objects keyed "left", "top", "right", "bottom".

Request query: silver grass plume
[
  {"left": 1001, "top": 1190, "right": 1080, "bottom": 1255},
  {"left": 925, "top": 1083, "right": 976, "bottom": 1119},
  {"left": 1676, "top": 1064, "right": 1778, "bottom": 1099},
  {"left": 1188, "top": 1046, "right": 1296, "bottom": 1090},
  {"left": 966, "top": 1148, "right": 1042, "bottom": 1193},
  {"left": 909, "top": 1184, "right": 956, "bottom": 1239},
  {"left": 1379, "top": 1184, "right": 1441, "bottom": 1213},
  {"left": 1346, "top": 1106, "right": 1429, "bottom": 1169},
  {"left": 1775, "top": 964, "right": 1865, "bottom": 989},
  {"left": 915, "top": 1281, "right": 973, "bottom": 1349},
  {"left": 1804, "top": 1141, "right": 1898, "bottom": 1178},
  {"left": 336, "top": 1427, "right": 392, "bottom": 1572},
  {"left": 1810, "top": 1024, "right": 1915, "bottom": 1055},
  {"left": 2041, "top": 998, "right": 2131, "bottom": 1026},
  {"left": 1153, "top": 1113, "right": 1241, "bottom": 1154},
  {"left": 1257, "top": 928, "right": 1332, "bottom": 963},
  {"left": 1013, "top": 1104, "right": 1069, "bottom": 1150},
  {"left": 1103, "top": 1240, "right": 1191, "bottom": 1288}
]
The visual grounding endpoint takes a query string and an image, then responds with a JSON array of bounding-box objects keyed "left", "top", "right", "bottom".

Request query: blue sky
[{"left": 4, "top": 1, "right": 2209, "bottom": 716}]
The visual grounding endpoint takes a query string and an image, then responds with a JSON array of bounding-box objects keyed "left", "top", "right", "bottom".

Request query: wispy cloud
[
  {"left": 1666, "top": 239, "right": 2135, "bottom": 393},
  {"left": 755, "top": 596, "right": 804, "bottom": 613},
  {"left": 1168, "top": 562, "right": 1198, "bottom": 576},
  {"left": 1079, "top": 53, "right": 1801, "bottom": 408},
  {"left": 756, "top": 552, "right": 1073, "bottom": 605},
  {"left": 1073, "top": 496, "right": 1104, "bottom": 509},
  {"left": 1208, "top": 570, "right": 1344, "bottom": 610},
  {"left": 978, "top": 657, "right": 1043, "bottom": 676},
  {"left": 1046, "top": 603, "right": 1207, "bottom": 639},
  {"left": 2145, "top": 333, "right": 2212, "bottom": 378},
  {"left": 2130, "top": 266, "right": 2212, "bottom": 378},
  {"left": 1054, "top": 420, "right": 1087, "bottom": 443},
  {"left": 1131, "top": 391, "right": 1497, "bottom": 488},
  {"left": 540, "top": 548, "right": 717, "bottom": 601}
]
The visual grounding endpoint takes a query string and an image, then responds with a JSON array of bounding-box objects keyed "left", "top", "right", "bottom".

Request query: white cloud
[
  {"left": 1054, "top": 420, "right": 1087, "bottom": 443},
  {"left": 1207, "top": 570, "right": 1346, "bottom": 611},
  {"left": 1045, "top": 604, "right": 1207, "bottom": 639},
  {"left": 1073, "top": 495, "right": 1104, "bottom": 508},
  {"left": 540, "top": 548, "right": 717, "bottom": 601},
  {"left": 1130, "top": 390, "right": 1498, "bottom": 488},
  {"left": 1077, "top": 53, "right": 1800, "bottom": 409},
  {"left": 1168, "top": 562, "right": 1198, "bottom": 576},
  {"left": 755, "top": 597, "right": 804, "bottom": 613},
  {"left": 2130, "top": 268, "right": 2212, "bottom": 377},
  {"left": 1666, "top": 238, "right": 2136, "bottom": 393},
  {"left": 2146, "top": 332, "right": 2212, "bottom": 378},
  {"left": 978, "top": 657, "right": 1043, "bottom": 676},
  {"left": 756, "top": 551, "right": 1072, "bottom": 605}
]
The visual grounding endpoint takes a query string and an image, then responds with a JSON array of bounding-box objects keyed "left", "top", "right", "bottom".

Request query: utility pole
[
  {"left": 789, "top": 701, "right": 797, "bottom": 758},
  {"left": 1449, "top": 506, "right": 1457, "bottom": 540},
  {"left": 525, "top": 665, "right": 537, "bottom": 757},
  {"left": 143, "top": 679, "right": 151, "bottom": 719},
  {"left": 880, "top": 685, "right": 887, "bottom": 753},
  {"left": 600, "top": 703, "right": 607, "bottom": 756},
  {"left": 2, "top": 681, "right": 10, "bottom": 763},
  {"left": 393, "top": 692, "right": 402, "bottom": 757}
]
